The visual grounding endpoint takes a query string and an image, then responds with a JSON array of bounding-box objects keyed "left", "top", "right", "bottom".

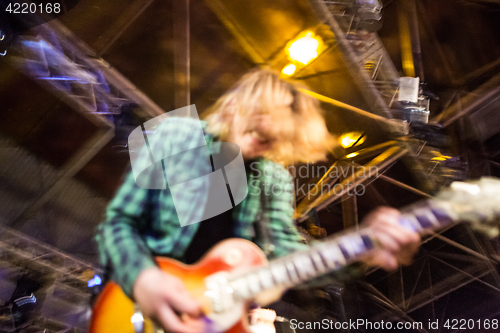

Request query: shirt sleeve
[
  {"left": 261, "top": 164, "right": 310, "bottom": 257},
  {"left": 95, "top": 170, "right": 157, "bottom": 298}
]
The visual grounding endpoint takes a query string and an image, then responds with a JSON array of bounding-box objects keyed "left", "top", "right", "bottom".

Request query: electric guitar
[{"left": 89, "top": 177, "right": 500, "bottom": 333}]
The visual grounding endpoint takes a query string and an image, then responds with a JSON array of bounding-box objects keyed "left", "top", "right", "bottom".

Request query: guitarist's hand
[
  {"left": 362, "top": 207, "right": 421, "bottom": 270},
  {"left": 133, "top": 267, "right": 205, "bottom": 333}
]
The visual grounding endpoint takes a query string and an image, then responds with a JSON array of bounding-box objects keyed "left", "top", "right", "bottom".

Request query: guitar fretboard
[{"left": 227, "top": 202, "right": 457, "bottom": 302}]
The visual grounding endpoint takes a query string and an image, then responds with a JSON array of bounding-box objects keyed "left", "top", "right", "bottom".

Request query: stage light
[
  {"left": 431, "top": 154, "right": 451, "bottom": 162},
  {"left": 13, "top": 294, "right": 36, "bottom": 307},
  {"left": 281, "top": 63, "right": 296, "bottom": 76},
  {"left": 286, "top": 31, "right": 323, "bottom": 65},
  {"left": 346, "top": 152, "right": 359, "bottom": 158},
  {"left": 87, "top": 275, "right": 102, "bottom": 288},
  {"left": 339, "top": 131, "right": 366, "bottom": 148}
]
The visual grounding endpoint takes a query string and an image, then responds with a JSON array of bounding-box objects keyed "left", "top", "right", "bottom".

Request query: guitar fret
[
  {"left": 418, "top": 208, "right": 442, "bottom": 228},
  {"left": 310, "top": 250, "right": 327, "bottom": 275},
  {"left": 414, "top": 210, "right": 436, "bottom": 229},
  {"left": 337, "top": 243, "right": 351, "bottom": 261},
  {"left": 285, "top": 261, "right": 301, "bottom": 283},
  {"left": 425, "top": 210, "right": 441, "bottom": 227},
  {"left": 318, "top": 242, "right": 346, "bottom": 269},
  {"left": 399, "top": 214, "right": 423, "bottom": 232},
  {"left": 247, "top": 274, "right": 261, "bottom": 295},
  {"left": 346, "top": 235, "right": 366, "bottom": 256},
  {"left": 293, "top": 255, "right": 316, "bottom": 280},
  {"left": 354, "top": 235, "right": 368, "bottom": 254},
  {"left": 430, "top": 207, "right": 455, "bottom": 227},
  {"left": 270, "top": 263, "right": 290, "bottom": 285},
  {"left": 258, "top": 269, "right": 274, "bottom": 289},
  {"left": 361, "top": 234, "right": 375, "bottom": 250}
]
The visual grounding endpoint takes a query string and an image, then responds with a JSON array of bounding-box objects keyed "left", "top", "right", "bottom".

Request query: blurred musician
[{"left": 96, "top": 69, "right": 420, "bottom": 332}]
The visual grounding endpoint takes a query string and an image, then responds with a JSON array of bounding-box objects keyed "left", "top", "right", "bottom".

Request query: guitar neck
[{"left": 227, "top": 200, "right": 458, "bottom": 302}]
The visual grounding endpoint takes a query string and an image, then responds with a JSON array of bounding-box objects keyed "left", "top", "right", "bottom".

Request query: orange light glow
[
  {"left": 339, "top": 131, "right": 366, "bottom": 148},
  {"left": 281, "top": 63, "right": 296, "bottom": 76},
  {"left": 286, "top": 31, "right": 323, "bottom": 65},
  {"left": 346, "top": 152, "right": 359, "bottom": 158}
]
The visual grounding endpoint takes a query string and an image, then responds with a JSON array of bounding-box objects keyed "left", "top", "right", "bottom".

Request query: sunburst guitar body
[{"left": 90, "top": 239, "right": 269, "bottom": 333}]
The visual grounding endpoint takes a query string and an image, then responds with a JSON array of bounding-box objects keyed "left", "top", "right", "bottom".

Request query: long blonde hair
[{"left": 203, "top": 68, "right": 337, "bottom": 166}]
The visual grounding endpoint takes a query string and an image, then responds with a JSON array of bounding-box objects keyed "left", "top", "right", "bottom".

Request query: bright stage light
[
  {"left": 286, "top": 31, "right": 323, "bottom": 65},
  {"left": 281, "top": 63, "right": 296, "bottom": 76},
  {"left": 346, "top": 152, "right": 359, "bottom": 158},
  {"left": 339, "top": 131, "right": 366, "bottom": 148},
  {"left": 88, "top": 275, "right": 102, "bottom": 288}
]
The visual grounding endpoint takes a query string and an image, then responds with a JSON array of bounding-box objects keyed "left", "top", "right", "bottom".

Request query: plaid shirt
[{"left": 96, "top": 117, "right": 310, "bottom": 297}]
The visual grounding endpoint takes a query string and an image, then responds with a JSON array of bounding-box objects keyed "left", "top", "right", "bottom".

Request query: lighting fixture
[
  {"left": 281, "top": 63, "right": 296, "bottom": 76},
  {"left": 286, "top": 31, "right": 323, "bottom": 65},
  {"left": 339, "top": 131, "right": 366, "bottom": 148}
]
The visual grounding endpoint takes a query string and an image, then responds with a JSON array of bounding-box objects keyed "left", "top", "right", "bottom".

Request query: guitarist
[{"left": 95, "top": 68, "right": 421, "bottom": 332}]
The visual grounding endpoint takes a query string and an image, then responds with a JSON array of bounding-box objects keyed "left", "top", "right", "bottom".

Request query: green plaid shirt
[{"left": 96, "top": 117, "right": 310, "bottom": 297}]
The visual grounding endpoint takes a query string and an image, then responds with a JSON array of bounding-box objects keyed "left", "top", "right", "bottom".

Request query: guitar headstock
[{"left": 434, "top": 177, "right": 500, "bottom": 237}]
